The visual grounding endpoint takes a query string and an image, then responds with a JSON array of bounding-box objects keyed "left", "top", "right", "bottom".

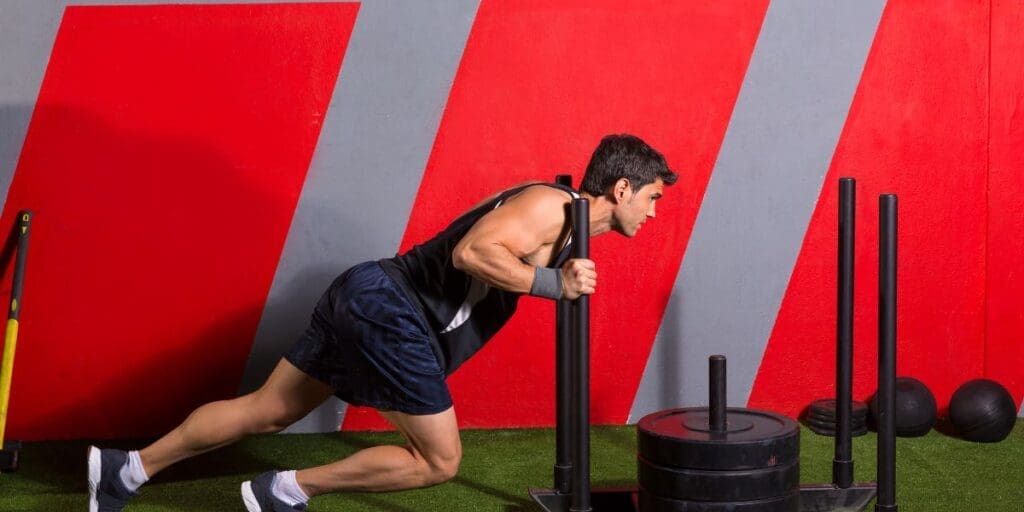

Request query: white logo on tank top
[{"left": 440, "top": 276, "right": 491, "bottom": 334}]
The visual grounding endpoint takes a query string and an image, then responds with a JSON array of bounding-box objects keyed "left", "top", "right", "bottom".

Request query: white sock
[
  {"left": 271, "top": 470, "right": 310, "bottom": 507},
  {"left": 119, "top": 451, "right": 149, "bottom": 492}
]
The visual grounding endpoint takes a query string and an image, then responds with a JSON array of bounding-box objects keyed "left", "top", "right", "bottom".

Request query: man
[{"left": 87, "top": 133, "right": 677, "bottom": 511}]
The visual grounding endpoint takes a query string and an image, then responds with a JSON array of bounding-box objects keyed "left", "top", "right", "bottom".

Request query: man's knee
[
  {"left": 383, "top": 407, "right": 462, "bottom": 486},
  {"left": 423, "top": 451, "right": 461, "bottom": 485},
  {"left": 260, "top": 414, "right": 295, "bottom": 434}
]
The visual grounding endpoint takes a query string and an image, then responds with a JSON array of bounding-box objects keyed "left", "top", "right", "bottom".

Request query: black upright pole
[
  {"left": 553, "top": 174, "right": 573, "bottom": 493},
  {"left": 709, "top": 355, "right": 726, "bottom": 432},
  {"left": 570, "top": 198, "right": 591, "bottom": 512},
  {"left": 876, "top": 194, "right": 897, "bottom": 512},
  {"left": 834, "top": 178, "right": 855, "bottom": 488}
]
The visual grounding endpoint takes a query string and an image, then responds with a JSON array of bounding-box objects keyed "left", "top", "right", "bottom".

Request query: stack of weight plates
[
  {"left": 636, "top": 407, "right": 801, "bottom": 512},
  {"left": 802, "top": 399, "right": 868, "bottom": 437}
]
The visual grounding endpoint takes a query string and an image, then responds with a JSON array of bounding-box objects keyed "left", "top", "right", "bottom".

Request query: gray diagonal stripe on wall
[
  {"left": 0, "top": 2, "right": 67, "bottom": 206},
  {"left": 628, "top": 0, "right": 887, "bottom": 423},
  {"left": 238, "top": 0, "right": 481, "bottom": 433}
]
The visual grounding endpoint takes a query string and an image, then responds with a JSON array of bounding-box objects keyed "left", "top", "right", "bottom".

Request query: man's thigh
[{"left": 253, "top": 358, "right": 334, "bottom": 422}]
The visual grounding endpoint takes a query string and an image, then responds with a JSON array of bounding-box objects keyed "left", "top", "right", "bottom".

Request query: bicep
[{"left": 456, "top": 205, "right": 548, "bottom": 260}]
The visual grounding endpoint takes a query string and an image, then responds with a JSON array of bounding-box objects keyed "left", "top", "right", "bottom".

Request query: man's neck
[{"left": 579, "top": 192, "right": 614, "bottom": 237}]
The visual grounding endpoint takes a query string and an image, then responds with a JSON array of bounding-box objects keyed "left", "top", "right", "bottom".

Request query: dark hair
[{"left": 579, "top": 134, "right": 677, "bottom": 196}]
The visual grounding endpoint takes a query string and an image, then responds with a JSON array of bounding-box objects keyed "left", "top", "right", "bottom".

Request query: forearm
[{"left": 452, "top": 243, "right": 537, "bottom": 294}]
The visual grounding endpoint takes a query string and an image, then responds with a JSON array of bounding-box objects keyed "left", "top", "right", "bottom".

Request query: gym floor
[{"left": 3, "top": 421, "right": 1022, "bottom": 511}]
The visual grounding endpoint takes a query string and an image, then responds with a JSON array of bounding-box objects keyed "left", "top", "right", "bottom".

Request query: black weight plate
[
  {"left": 638, "top": 408, "right": 799, "bottom": 470},
  {"left": 804, "top": 413, "right": 868, "bottom": 426},
  {"left": 638, "top": 490, "right": 799, "bottom": 512},
  {"left": 808, "top": 399, "right": 868, "bottom": 418},
  {"left": 802, "top": 415, "right": 860, "bottom": 428},
  {"left": 805, "top": 418, "right": 867, "bottom": 432},
  {"left": 805, "top": 410, "right": 867, "bottom": 424},
  {"left": 638, "top": 456, "right": 799, "bottom": 502},
  {"left": 806, "top": 419, "right": 864, "bottom": 436},
  {"left": 802, "top": 409, "right": 868, "bottom": 425},
  {"left": 808, "top": 406, "right": 868, "bottom": 417},
  {"left": 804, "top": 423, "right": 868, "bottom": 436},
  {"left": 806, "top": 411, "right": 864, "bottom": 428}
]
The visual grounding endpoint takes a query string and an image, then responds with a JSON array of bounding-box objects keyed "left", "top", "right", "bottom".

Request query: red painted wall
[
  {"left": 0, "top": 4, "right": 359, "bottom": 440},
  {"left": 1, "top": 1, "right": 1020, "bottom": 441},
  {"left": 986, "top": 0, "right": 1024, "bottom": 409}
]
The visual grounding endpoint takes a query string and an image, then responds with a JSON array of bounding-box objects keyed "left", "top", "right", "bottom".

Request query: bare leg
[
  {"left": 139, "top": 359, "right": 333, "bottom": 476},
  {"left": 295, "top": 407, "right": 461, "bottom": 497}
]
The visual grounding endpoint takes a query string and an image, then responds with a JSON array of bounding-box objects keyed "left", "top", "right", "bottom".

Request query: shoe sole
[
  {"left": 87, "top": 446, "right": 100, "bottom": 512},
  {"left": 241, "top": 480, "right": 261, "bottom": 512}
]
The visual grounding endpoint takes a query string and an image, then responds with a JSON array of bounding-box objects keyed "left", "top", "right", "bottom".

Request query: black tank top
[{"left": 378, "top": 183, "right": 578, "bottom": 375}]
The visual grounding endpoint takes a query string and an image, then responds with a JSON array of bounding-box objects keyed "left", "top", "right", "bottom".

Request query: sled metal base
[
  {"left": 529, "top": 487, "right": 638, "bottom": 512},
  {"left": 797, "top": 483, "right": 877, "bottom": 512}
]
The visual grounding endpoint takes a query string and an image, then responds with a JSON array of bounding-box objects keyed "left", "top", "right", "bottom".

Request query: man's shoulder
[
  {"left": 503, "top": 182, "right": 575, "bottom": 204},
  {"left": 491, "top": 184, "right": 574, "bottom": 235}
]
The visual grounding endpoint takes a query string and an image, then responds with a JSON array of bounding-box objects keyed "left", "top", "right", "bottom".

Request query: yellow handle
[{"left": 0, "top": 319, "right": 20, "bottom": 446}]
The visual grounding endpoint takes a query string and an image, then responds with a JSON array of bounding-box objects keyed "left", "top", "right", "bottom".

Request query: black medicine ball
[
  {"left": 870, "top": 376, "right": 937, "bottom": 437},
  {"left": 948, "top": 379, "right": 1017, "bottom": 443}
]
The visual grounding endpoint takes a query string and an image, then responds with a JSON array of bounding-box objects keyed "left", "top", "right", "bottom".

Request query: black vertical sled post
[
  {"left": 709, "top": 355, "right": 726, "bottom": 432},
  {"left": 791, "top": 181, "right": 877, "bottom": 512},
  {"left": 531, "top": 198, "right": 598, "bottom": 512},
  {"left": 553, "top": 174, "right": 574, "bottom": 494},
  {"left": 876, "top": 195, "right": 898, "bottom": 512},
  {"left": 835, "top": 178, "right": 855, "bottom": 488},
  {"left": 570, "top": 197, "right": 591, "bottom": 512},
  {"left": 531, "top": 187, "right": 635, "bottom": 512}
]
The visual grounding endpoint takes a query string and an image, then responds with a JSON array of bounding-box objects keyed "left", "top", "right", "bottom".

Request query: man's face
[{"left": 612, "top": 178, "right": 664, "bottom": 237}]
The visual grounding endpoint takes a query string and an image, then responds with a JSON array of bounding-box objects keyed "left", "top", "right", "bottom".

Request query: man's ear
[{"left": 612, "top": 178, "right": 632, "bottom": 203}]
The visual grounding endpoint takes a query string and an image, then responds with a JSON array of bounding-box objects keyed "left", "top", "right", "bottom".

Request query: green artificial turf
[{"left": 2, "top": 421, "right": 1022, "bottom": 511}]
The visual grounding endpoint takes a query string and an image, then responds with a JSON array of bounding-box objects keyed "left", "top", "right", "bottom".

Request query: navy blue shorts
[{"left": 284, "top": 261, "right": 452, "bottom": 415}]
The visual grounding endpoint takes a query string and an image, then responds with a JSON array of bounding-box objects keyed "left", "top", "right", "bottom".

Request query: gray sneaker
[
  {"left": 87, "top": 446, "right": 138, "bottom": 512},
  {"left": 241, "top": 471, "right": 306, "bottom": 511}
]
